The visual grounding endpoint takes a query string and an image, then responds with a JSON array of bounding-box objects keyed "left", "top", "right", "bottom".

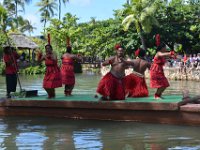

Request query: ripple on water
[
  {"left": 73, "top": 129, "right": 103, "bottom": 150},
  {"left": 168, "top": 145, "right": 200, "bottom": 150},
  {"left": 15, "top": 132, "right": 48, "bottom": 149}
]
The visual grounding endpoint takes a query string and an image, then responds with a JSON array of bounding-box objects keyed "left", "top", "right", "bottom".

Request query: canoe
[{"left": 0, "top": 94, "right": 200, "bottom": 126}]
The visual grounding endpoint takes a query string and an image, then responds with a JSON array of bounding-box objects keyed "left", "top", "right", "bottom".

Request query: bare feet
[
  {"left": 154, "top": 94, "right": 163, "bottom": 100},
  {"left": 154, "top": 96, "right": 163, "bottom": 100},
  {"left": 125, "top": 92, "right": 129, "bottom": 98}
]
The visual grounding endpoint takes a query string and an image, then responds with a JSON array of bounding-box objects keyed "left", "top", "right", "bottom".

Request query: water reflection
[
  {"left": 73, "top": 129, "right": 103, "bottom": 150},
  {"left": 0, "top": 117, "right": 200, "bottom": 149},
  {"left": 1, "top": 73, "right": 200, "bottom": 149}
]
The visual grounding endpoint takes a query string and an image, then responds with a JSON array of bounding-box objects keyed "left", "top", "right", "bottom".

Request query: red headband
[
  {"left": 155, "top": 34, "right": 160, "bottom": 47},
  {"left": 66, "top": 37, "right": 70, "bottom": 47},
  {"left": 115, "top": 44, "right": 121, "bottom": 50}
]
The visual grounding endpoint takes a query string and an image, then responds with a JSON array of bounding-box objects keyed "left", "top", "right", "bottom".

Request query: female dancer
[
  {"left": 61, "top": 46, "right": 82, "bottom": 96},
  {"left": 38, "top": 44, "right": 62, "bottom": 98},
  {"left": 150, "top": 43, "right": 176, "bottom": 99}
]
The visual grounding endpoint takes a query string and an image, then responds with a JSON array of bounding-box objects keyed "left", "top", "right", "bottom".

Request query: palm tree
[
  {"left": 122, "top": 0, "right": 159, "bottom": 50},
  {"left": 0, "top": 4, "right": 8, "bottom": 31},
  {"left": 127, "top": 0, "right": 130, "bottom": 5},
  {"left": 58, "top": 0, "right": 69, "bottom": 20},
  {"left": 90, "top": 17, "right": 96, "bottom": 25},
  {"left": 37, "top": 0, "right": 57, "bottom": 32},
  {"left": 19, "top": 18, "right": 36, "bottom": 36},
  {"left": 3, "top": 0, "right": 32, "bottom": 28}
]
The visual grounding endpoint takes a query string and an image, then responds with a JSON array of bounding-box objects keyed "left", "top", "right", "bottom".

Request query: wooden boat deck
[{"left": 0, "top": 94, "right": 200, "bottom": 126}]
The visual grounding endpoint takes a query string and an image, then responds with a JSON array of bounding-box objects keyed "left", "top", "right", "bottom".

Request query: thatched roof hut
[{"left": 8, "top": 33, "right": 38, "bottom": 49}]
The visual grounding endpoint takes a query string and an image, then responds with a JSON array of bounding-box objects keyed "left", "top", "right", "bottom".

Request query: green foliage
[
  {"left": 19, "top": 64, "right": 46, "bottom": 75},
  {"left": 153, "top": 0, "right": 200, "bottom": 53},
  {"left": 0, "top": 62, "right": 5, "bottom": 75},
  {"left": 1, "top": 0, "right": 200, "bottom": 63},
  {"left": 122, "top": 0, "right": 160, "bottom": 50}
]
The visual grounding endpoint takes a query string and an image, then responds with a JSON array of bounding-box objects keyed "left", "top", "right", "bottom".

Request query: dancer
[
  {"left": 3, "top": 46, "right": 20, "bottom": 98},
  {"left": 125, "top": 48, "right": 151, "bottom": 97},
  {"left": 61, "top": 45, "right": 82, "bottom": 96},
  {"left": 37, "top": 44, "right": 62, "bottom": 98},
  {"left": 96, "top": 44, "right": 134, "bottom": 100},
  {"left": 150, "top": 43, "right": 176, "bottom": 99}
]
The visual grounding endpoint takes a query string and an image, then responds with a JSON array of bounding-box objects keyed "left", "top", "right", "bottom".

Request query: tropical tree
[
  {"left": 37, "top": 0, "right": 57, "bottom": 32},
  {"left": 19, "top": 19, "right": 36, "bottom": 35},
  {"left": 0, "top": 4, "right": 11, "bottom": 54},
  {"left": 153, "top": 0, "right": 200, "bottom": 52},
  {"left": 58, "top": 0, "right": 69, "bottom": 20},
  {"left": 122, "top": 0, "right": 160, "bottom": 50},
  {"left": 3, "top": 0, "right": 32, "bottom": 28}
]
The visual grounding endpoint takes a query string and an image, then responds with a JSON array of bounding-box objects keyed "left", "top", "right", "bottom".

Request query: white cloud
[
  {"left": 0, "top": 0, "right": 3, "bottom": 4},
  {"left": 70, "top": 0, "right": 91, "bottom": 7}
]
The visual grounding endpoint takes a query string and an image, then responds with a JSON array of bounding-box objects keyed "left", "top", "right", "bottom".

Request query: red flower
[{"left": 135, "top": 48, "right": 140, "bottom": 56}]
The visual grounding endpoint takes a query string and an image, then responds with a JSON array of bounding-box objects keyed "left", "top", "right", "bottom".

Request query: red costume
[
  {"left": 61, "top": 57, "right": 75, "bottom": 86},
  {"left": 96, "top": 72, "right": 125, "bottom": 100},
  {"left": 125, "top": 72, "right": 148, "bottom": 97},
  {"left": 43, "top": 58, "right": 62, "bottom": 89},
  {"left": 3, "top": 51, "right": 19, "bottom": 97},
  {"left": 3, "top": 51, "right": 19, "bottom": 74},
  {"left": 150, "top": 57, "right": 169, "bottom": 88}
]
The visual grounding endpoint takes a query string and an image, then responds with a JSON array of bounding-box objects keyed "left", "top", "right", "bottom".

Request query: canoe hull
[{"left": 0, "top": 99, "right": 200, "bottom": 126}]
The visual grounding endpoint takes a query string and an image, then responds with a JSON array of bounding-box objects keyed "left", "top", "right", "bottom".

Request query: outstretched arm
[
  {"left": 37, "top": 52, "right": 45, "bottom": 63},
  {"left": 157, "top": 51, "right": 176, "bottom": 58},
  {"left": 124, "top": 60, "right": 134, "bottom": 66},
  {"left": 101, "top": 56, "right": 115, "bottom": 66}
]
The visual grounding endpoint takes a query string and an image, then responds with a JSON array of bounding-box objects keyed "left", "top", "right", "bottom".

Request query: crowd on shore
[{"left": 162, "top": 53, "right": 200, "bottom": 81}]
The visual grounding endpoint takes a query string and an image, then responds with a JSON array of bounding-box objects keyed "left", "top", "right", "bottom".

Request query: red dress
[
  {"left": 150, "top": 57, "right": 169, "bottom": 88},
  {"left": 96, "top": 72, "right": 125, "bottom": 100},
  {"left": 61, "top": 57, "right": 75, "bottom": 86},
  {"left": 43, "top": 58, "right": 62, "bottom": 89},
  {"left": 125, "top": 72, "right": 148, "bottom": 97}
]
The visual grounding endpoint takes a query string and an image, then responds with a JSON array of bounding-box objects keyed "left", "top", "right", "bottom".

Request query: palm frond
[{"left": 122, "top": 14, "right": 134, "bottom": 31}]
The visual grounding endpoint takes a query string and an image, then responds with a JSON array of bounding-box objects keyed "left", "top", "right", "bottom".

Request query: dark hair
[
  {"left": 66, "top": 46, "right": 72, "bottom": 53},
  {"left": 45, "top": 44, "right": 53, "bottom": 50},
  {"left": 156, "top": 43, "right": 166, "bottom": 52},
  {"left": 138, "top": 48, "right": 146, "bottom": 57},
  {"left": 3, "top": 46, "right": 11, "bottom": 54}
]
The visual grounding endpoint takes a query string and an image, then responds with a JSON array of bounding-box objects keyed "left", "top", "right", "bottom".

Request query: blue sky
[{"left": 1, "top": 0, "right": 126, "bottom": 35}]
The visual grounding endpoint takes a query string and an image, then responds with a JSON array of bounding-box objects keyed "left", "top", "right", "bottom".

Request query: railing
[{"left": 77, "top": 57, "right": 104, "bottom": 64}]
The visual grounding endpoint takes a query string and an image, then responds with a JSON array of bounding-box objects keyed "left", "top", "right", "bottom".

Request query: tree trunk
[
  {"left": 139, "top": 32, "right": 147, "bottom": 51},
  {"left": 59, "top": 0, "right": 61, "bottom": 20},
  {"left": 44, "top": 19, "right": 47, "bottom": 33},
  {"left": 127, "top": 0, "right": 130, "bottom": 5},
  {"left": 15, "top": 0, "right": 18, "bottom": 28},
  {"left": 138, "top": 22, "right": 147, "bottom": 51},
  {"left": 44, "top": 7, "right": 48, "bottom": 33}
]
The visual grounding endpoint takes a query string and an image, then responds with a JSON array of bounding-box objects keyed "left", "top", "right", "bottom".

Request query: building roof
[{"left": 8, "top": 33, "right": 38, "bottom": 49}]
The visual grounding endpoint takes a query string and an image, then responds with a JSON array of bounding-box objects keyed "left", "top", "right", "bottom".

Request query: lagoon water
[{"left": 0, "top": 72, "right": 200, "bottom": 150}]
